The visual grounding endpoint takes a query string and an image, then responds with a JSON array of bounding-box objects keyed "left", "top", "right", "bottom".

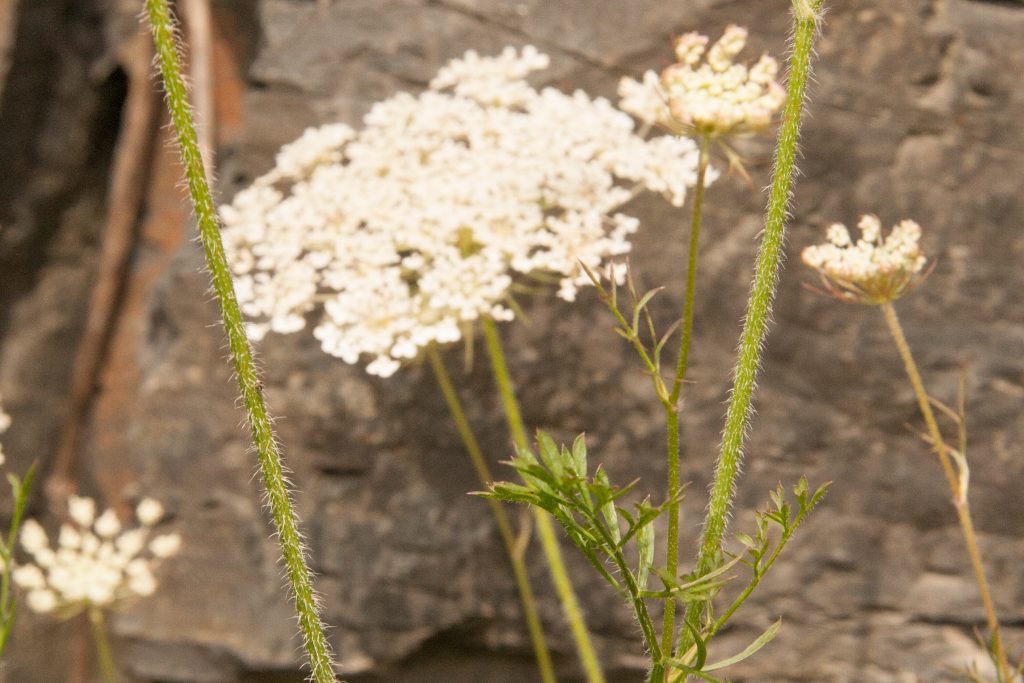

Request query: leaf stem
[
  {"left": 881, "top": 302, "right": 1010, "bottom": 682},
  {"left": 143, "top": 2, "right": 335, "bottom": 680},
  {"left": 426, "top": 344, "right": 557, "bottom": 683},
  {"left": 686, "top": 0, "right": 824, "bottom": 648},
  {"left": 482, "top": 318, "right": 606, "bottom": 683}
]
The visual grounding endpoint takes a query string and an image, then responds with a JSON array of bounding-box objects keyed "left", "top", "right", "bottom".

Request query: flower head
[
  {"left": 619, "top": 25, "right": 785, "bottom": 138},
  {"left": 14, "top": 496, "right": 181, "bottom": 617},
  {"left": 221, "top": 46, "right": 703, "bottom": 377},
  {"left": 802, "top": 215, "right": 928, "bottom": 304}
]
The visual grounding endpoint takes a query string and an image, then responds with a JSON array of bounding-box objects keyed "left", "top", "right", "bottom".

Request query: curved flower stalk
[
  {"left": 802, "top": 216, "right": 1014, "bottom": 682},
  {"left": 220, "top": 45, "right": 705, "bottom": 682},
  {"left": 0, "top": 392, "right": 37, "bottom": 660},
  {"left": 618, "top": 24, "right": 788, "bottom": 655},
  {"left": 13, "top": 495, "right": 181, "bottom": 682}
]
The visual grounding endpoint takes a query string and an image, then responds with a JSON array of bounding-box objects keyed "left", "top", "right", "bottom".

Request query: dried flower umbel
[
  {"left": 802, "top": 216, "right": 1015, "bottom": 681},
  {"left": 801, "top": 214, "right": 927, "bottom": 304},
  {"left": 14, "top": 496, "right": 181, "bottom": 616},
  {"left": 618, "top": 25, "right": 785, "bottom": 139},
  {"left": 221, "top": 46, "right": 703, "bottom": 378}
]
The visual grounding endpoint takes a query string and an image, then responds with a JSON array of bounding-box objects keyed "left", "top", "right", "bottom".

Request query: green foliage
[
  {"left": 486, "top": 434, "right": 672, "bottom": 602},
  {"left": 0, "top": 463, "right": 36, "bottom": 658},
  {"left": 581, "top": 262, "right": 678, "bottom": 408},
  {"left": 485, "top": 434, "right": 828, "bottom": 681},
  {"left": 483, "top": 432, "right": 674, "bottom": 666}
]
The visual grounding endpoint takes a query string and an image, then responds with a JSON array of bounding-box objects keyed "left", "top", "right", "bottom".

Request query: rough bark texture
[{"left": 1, "top": 0, "right": 1023, "bottom": 681}]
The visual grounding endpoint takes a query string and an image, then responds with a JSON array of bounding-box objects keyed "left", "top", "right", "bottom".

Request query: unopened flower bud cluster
[
  {"left": 14, "top": 496, "right": 181, "bottom": 615},
  {"left": 802, "top": 215, "right": 927, "bottom": 304},
  {"left": 618, "top": 25, "right": 785, "bottom": 137},
  {"left": 221, "top": 46, "right": 703, "bottom": 378}
]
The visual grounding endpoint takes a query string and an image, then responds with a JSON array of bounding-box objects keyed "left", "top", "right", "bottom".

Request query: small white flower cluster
[
  {"left": 221, "top": 46, "right": 703, "bottom": 377},
  {"left": 0, "top": 391, "right": 10, "bottom": 466},
  {"left": 618, "top": 25, "right": 785, "bottom": 138},
  {"left": 13, "top": 496, "right": 181, "bottom": 615},
  {"left": 802, "top": 215, "right": 928, "bottom": 304}
]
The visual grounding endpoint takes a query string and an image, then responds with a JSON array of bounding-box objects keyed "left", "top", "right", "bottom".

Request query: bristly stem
[
  {"left": 686, "top": 0, "right": 824, "bottom": 647},
  {"left": 660, "top": 135, "right": 711, "bottom": 659},
  {"left": 881, "top": 302, "right": 1011, "bottom": 682},
  {"left": 143, "top": 2, "right": 336, "bottom": 681},
  {"left": 426, "top": 344, "right": 557, "bottom": 683},
  {"left": 482, "top": 317, "right": 606, "bottom": 683}
]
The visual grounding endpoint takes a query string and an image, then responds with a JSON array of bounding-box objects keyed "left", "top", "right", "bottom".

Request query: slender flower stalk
[
  {"left": 143, "top": 2, "right": 335, "bottom": 681},
  {"left": 89, "top": 607, "right": 117, "bottom": 683},
  {"left": 426, "top": 344, "right": 557, "bottom": 683},
  {"left": 686, "top": 0, "right": 824, "bottom": 647},
  {"left": 670, "top": 136, "right": 712, "bottom": 406},
  {"left": 482, "top": 318, "right": 606, "bottom": 683},
  {"left": 881, "top": 303, "right": 1010, "bottom": 681},
  {"left": 660, "top": 135, "right": 711, "bottom": 656}
]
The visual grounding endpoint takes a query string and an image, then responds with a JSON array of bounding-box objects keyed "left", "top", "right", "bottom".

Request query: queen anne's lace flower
[
  {"left": 221, "top": 46, "right": 705, "bottom": 377},
  {"left": 802, "top": 215, "right": 928, "bottom": 304},
  {"left": 618, "top": 25, "right": 785, "bottom": 138},
  {"left": 14, "top": 496, "right": 181, "bottom": 616}
]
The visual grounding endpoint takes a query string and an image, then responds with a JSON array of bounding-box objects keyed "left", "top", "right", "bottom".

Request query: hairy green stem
[
  {"left": 881, "top": 303, "right": 1011, "bottom": 682},
  {"left": 89, "top": 608, "right": 117, "bottom": 683},
  {"left": 686, "top": 0, "right": 824, "bottom": 649},
  {"left": 144, "top": 3, "right": 335, "bottom": 680},
  {"left": 660, "top": 136, "right": 711, "bottom": 661},
  {"left": 482, "top": 318, "right": 606, "bottom": 683},
  {"left": 426, "top": 344, "right": 557, "bottom": 683}
]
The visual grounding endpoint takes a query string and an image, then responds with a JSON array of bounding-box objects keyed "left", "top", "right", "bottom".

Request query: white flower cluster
[
  {"left": 14, "top": 496, "right": 181, "bottom": 615},
  {"left": 221, "top": 46, "right": 703, "bottom": 377},
  {"left": 802, "top": 215, "right": 928, "bottom": 304},
  {"left": 618, "top": 25, "right": 785, "bottom": 138},
  {"left": 0, "top": 392, "right": 10, "bottom": 466}
]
